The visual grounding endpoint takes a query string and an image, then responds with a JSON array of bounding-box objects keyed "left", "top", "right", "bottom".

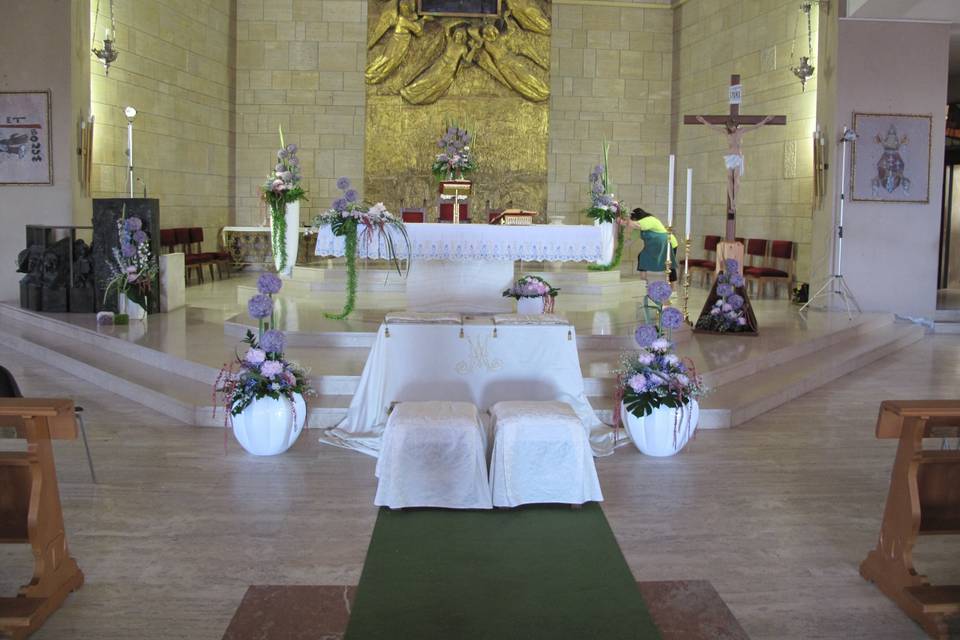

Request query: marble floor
[{"left": 1, "top": 334, "right": 959, "bottom": 639}]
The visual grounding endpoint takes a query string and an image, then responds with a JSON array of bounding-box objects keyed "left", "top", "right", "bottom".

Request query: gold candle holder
[
  {"left": 682, "top": 235, "right": 692, "bottom": 323},
  {"left": 664, "top": 224, "right": 674, "bottom": 276}
]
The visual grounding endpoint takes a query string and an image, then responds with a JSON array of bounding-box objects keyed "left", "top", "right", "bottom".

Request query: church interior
[{"left": 2, "top": 0, "right": 960, "bottom": 638}]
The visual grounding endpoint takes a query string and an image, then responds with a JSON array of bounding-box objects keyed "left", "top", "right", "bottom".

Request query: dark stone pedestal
[{"left": 92, "top": 198, "right": 161, "bottom": 314}]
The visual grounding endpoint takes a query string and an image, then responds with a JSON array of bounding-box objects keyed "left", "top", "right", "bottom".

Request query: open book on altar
[{"left": 489, "top": 209, "right": 538, "bottom": 225}]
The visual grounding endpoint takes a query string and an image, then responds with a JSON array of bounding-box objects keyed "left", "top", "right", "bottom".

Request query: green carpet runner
[{"left": 345, "top": 504, "right": 661, "bottom": 639}]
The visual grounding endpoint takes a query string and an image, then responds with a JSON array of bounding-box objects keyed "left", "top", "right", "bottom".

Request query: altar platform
[{"left": 0, "top": 268, "right": 926, "bottom": 435}]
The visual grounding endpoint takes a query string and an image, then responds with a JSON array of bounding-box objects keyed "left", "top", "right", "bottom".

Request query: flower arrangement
[
  {"left": 102, "top": 208, "right": 158, "bottom": 321},
  {"left": 694, "top": 259, "right": 751, "bottom": 333},
  {"left": 586, "top": 141, "right": 626, "bottom": 272},
  {"left": 431, "top": 122, "right": 476, "bottom": 181},
  {"left": 502, "top": 275, "right": 559, "bottom": 312},
  {"left": 214, "top": 273, "right": 313, "bottom": 418},
  {"left": 261, "top": 125, "right": 307, "bottom": 274},
  {"left": 312, "top": 176, "right": 411, "bottom": 319},
  {"left": 616, "top": 337, "right": 705, "bottom": 420},
  {"left": 637, "top": 280, "right": 685, "bottom": 341}
]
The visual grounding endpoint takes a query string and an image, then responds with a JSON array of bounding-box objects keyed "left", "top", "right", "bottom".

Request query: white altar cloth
[
  {"left": 314, "top": 223, "right": 611, "bottom": 312},
  {"left": 313, "top": 222, "right": 607, "bottom": 262},
  {"left": 319, "top": 319, "right": 616, "bottom": 457}
]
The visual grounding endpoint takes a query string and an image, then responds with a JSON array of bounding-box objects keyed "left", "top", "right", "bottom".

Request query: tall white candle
[
  {"left": 666, "top": 154, "right": 675, "bottom": 228},
  {"left": 685, "top": 168, "right": 693, "bottom": 238}
]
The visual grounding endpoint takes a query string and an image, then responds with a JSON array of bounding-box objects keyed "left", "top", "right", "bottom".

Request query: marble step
[
  {"left": 698, "top": 322, "right": 924, "bottom": 428},
  {"left": 934, "top": 308, "right": 960, "bottom": 322},
  {"left": 934, "top": 321, "right": 960, "bottom": 334}
]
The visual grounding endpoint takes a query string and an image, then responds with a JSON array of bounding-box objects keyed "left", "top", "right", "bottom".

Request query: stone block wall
[
  {"left": 233, "top": 0, "right": 367, "bottom": 227},
  {"left": 90, "top": 0, "right": 234, "bottom": 251},
  {"left": 549, "top": 1, "right": 674, "bottom": 273},
  {"left": 673, "top": 0, "right": 819, "bottom": 281}
]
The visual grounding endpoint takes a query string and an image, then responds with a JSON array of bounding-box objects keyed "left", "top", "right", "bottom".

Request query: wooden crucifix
[{"left": 683, "top": 74, "right": 787, "bottom": 244}]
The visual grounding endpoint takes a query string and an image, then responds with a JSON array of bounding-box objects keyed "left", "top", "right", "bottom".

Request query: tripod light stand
[{"left": 800, "top": 126, "right": 861, "bottom": 319}]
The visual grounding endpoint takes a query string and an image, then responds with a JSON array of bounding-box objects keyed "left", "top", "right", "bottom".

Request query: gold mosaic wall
[{"left": 364, "top": 0, "right": 551, "bottom": 217}]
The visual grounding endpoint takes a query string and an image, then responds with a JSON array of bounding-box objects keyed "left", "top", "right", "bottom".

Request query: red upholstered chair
[
  {"left": 742, "top": 239, "right": 769, "bottom": 297},
  {"left": 401, "top": 208, "right": 425, "bottom": 223},
  {"left": 438, "top": 202, "right": 470, "bottom": 223},
  {"left": 686, "top": 234, "right": 720, "bottom": 287},
  {"left": 173, "top": 227, "right": 208, "bottom": 284},
  {"left": 744, "top": 240, "right": 796, "bottom": 299},
  {"left": 189, "top": 227, "right": 231, "bottom": 280},
  {"left": 159, "top": 229, "right": 178, "bottom": 254}
]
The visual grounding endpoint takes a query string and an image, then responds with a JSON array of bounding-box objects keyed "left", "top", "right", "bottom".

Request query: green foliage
[{"left": 324, "top": 224, "right": 358, "bottom": 320}]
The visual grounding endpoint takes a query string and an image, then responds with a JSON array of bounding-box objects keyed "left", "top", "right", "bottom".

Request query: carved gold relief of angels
[{"left": 365, "top": 0, "right": 550, "bottom": 104}]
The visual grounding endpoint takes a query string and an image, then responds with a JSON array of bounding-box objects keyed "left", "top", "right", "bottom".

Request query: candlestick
[
  {"left": 667, "top": 154, "right": 675, "bottom": 227},
  {"left": 682, "top": 235, "right": 692, "bottom": 323},
  {"left": 685, "top": 168, "right": 693, "bottom": 238},
  {"left": 664, "top": 225, "right": 673, "bottom": 277}
]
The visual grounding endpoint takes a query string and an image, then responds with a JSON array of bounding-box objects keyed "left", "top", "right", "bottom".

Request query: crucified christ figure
[{"left": 695, "top": 114, "right": 774, "bottom": 212}]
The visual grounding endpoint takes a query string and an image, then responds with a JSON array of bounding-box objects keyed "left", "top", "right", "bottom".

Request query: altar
[{"left": 314, "top": 223, "right": 613, "bottom": 312}]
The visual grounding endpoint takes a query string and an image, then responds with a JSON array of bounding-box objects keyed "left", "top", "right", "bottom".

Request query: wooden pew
[
  {"left": 0, "top": 398, "right": 84, "bottom": 639},
  {"left": 860, "top": 400, "right": 960, "bottom": 639}
]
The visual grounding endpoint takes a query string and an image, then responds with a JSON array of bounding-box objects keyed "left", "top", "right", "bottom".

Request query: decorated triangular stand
[{"left": 692, "top": 272, "right": 759, "bottom": 336}]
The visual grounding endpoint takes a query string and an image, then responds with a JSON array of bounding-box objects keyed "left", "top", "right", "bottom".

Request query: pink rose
[{"left": 261, "top": 360, "right": 283, "bottom": 378}]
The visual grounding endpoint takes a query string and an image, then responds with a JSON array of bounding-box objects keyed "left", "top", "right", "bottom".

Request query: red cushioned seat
[
  {"left": 743, "top": 266, "right": 788, "bottom": 278},
  {"left": 687, "top": 259, "right": 715, "bottom": 269}
]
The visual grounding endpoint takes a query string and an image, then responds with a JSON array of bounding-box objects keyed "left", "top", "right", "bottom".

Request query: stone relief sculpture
[{"left": 366, "top": 0, "right": 433, "bottom": 84}]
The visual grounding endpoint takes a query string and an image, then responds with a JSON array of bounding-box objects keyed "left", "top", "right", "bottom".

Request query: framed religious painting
[
  {"left": 0, "top": 90, "right": 53, "bottom": 185},
  {"left": 417, "top": 0, "right": 500, "bottom": 17},
  {"left": 851, "top": 112, "right": 932, "bottom": 204}
]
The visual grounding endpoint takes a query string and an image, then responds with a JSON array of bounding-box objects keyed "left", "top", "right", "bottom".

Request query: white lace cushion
[
  {"left": 489, "top": 401, "right": 603, "bottom": 507},
  {"left": 374, "top": 401, "right": 492, "bottom": 509}
]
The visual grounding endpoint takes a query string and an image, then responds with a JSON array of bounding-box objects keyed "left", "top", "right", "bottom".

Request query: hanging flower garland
[
  {"left": 312, "top": 177, "right": 410, "bottom": 320},
  {"left": 261, "top": 125, "right": 307, "bottom": 274},
  {"left": 586, "top": 141, "right": 626, "bottom": 272}
]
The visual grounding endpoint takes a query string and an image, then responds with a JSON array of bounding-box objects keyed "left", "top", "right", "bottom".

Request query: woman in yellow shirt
[{"left": 618, "top": 208, "right": 678, "bottom": 281}]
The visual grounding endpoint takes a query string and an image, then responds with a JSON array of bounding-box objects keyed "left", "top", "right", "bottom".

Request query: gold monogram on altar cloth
[{"left": 455, "top": 335, "right": 504, "bottom": 374}]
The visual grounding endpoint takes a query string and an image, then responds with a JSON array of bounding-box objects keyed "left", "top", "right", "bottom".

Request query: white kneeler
[
  {"left": 489, "top": 401, "right": 603, "bottom": 507},
  {"left": 375, "top": 401, "right": 492, "bottom": 510}
]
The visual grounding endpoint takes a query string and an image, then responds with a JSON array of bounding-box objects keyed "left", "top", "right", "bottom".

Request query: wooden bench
[
  {"left": 860, "top": 400, "right": 960, "bottom": 639},
  {"left": 0, "top": 398, "right": 84, "bottom": 639}
]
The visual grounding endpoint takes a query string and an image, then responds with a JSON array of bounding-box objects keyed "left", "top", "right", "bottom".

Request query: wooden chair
[
  {"left": 189, "top": 227, "right": 230, "bottom": 280},
  {"left": 0, "top": 366, "right": 94, "bottom": 483},
  {"left": 0, "top": 398, "right": 84, "bottom": 640},
  {"left": 744, "top": 240, "right": 796, "bottom": 299},
  {"left": 400, "top": 208, "right": 425, "bottom": 223},
  {"left": 686, "top": 234, "right": 721, "bottom": 287},
  {"left": 438, "top": 202, "right": 471, "bottom": 223},
  {"left": 174, "top": 228, "right": 207, "bottom": 285},
  {"left": 741, "top": 239, "right": 768, "bottom": 297},
  {"left": 860, "top": 400, "right": 960, "bottom": 639}
]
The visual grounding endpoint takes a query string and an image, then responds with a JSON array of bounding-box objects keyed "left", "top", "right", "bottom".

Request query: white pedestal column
[{"left": 160, "top": 252, "right": 185, "bottom": 313}]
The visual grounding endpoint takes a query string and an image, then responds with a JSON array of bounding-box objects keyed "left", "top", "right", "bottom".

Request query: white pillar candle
[
  {"left": 685, "top": 168, "right": 693, "bottom": 238},
  {"left": 666, "top": 154, "right": 675, "bottom": 227}
]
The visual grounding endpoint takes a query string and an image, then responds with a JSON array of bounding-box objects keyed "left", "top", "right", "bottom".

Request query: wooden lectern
[
  {"left": 0, "top": 398, "right": 84, "bottom": 639},
  {"left": 860, "top": 400, "right": 960, "bottom": 639},
  {"left": 438, "top": 180, "right": 472, "bottom": 224}
]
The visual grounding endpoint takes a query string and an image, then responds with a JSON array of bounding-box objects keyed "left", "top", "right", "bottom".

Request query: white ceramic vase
[
  {"left": 118, "top": 292, "right": 147, "bottom": 320},
  {"left": 621, "top": 399, "right": 699, "bottom": 457},
  {"left": 517, "top": 296, "right": 546, "bottom": 314},
  {"left": 231, "top": 393, "right": 306, "bottom": 456},
  {"left": 596, "top": 220, "right": 615, "bottom": 265},
  {"left": 270, "top": 200, "right": 300, "bottom": 277}
]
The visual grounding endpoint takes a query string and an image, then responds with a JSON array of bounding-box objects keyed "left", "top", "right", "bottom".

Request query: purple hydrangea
[
  {"left": 248, "top": 294, "right": 273, "bottom": 320},
  {"left": 257, "top": 273, "right": 283, "bottom": 295},
  {"left": 716, "top": 283, "right": 735, "bottom": 298},
  {"left": 647, "top": 280, "right": 673, "bottom": 304},
  {"left": 261, "top": 360, "right": 283, "bottom": 378},
  {"left": 121, "top": 242, "right": 136, "bottom": 258},
  {"left": 133, "top": 230, "right": 148, "bottom": 244},
  {"left": 332, "top": 197, "right": 348, "bottom": 211},
  {"left": 627, "top": 373, "right": 647, "bottom": 394},
  {"left": 286, "top": 144, "right": 298, "bottom": 154},
  {"left": 635, "top": 324, "right": 658, "bottom": 347},
  {"left": 727, "top": 294, "right": 744, "bottom": 310},
  {"left": 259, "top": 329, "right": 286, "bottom": 354},
  {"left": 344, "top": 189, "right": 358, "bottom": 203},
  {"left": 336, "top": 176, "right": 351, "bottom": 190},
  {"left": 724, "top": 258, "right": 740, "bottom": 274},
  {"left": 245, "top": 348, "right": 266, "bottom": 365},
  {"left": 124, "top": 217, "right": 143, "bottom": 232},
  {"left": 730, "top": 274, "right": 745, "bottom": 288},
  {"left": 661, "top": 306, "right": 684, "bottom": 330}
]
